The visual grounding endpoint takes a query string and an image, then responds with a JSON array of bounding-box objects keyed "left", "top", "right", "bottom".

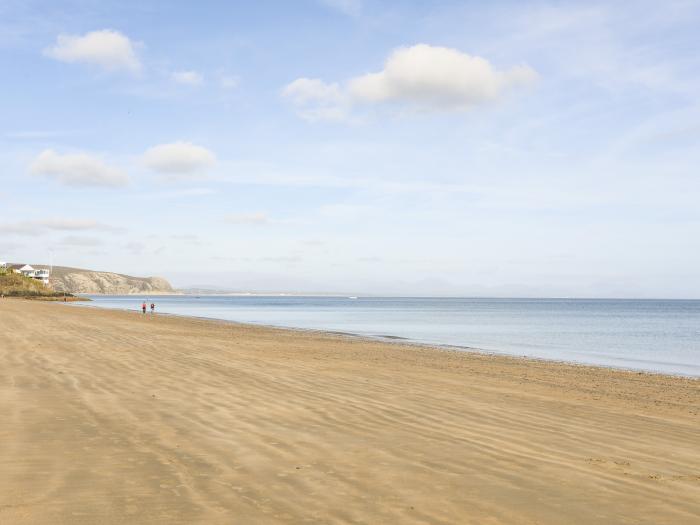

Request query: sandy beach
[{"left": 0, "top": 299, "right": 698, "bottom": 524}]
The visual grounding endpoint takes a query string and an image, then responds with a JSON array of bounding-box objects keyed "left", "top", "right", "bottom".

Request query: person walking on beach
[
  {"left": 150, "top": 302, "right": 155, "bottom": 314},
  {"left": 142, "top": 301, "right": 146, "bottom": 314}
]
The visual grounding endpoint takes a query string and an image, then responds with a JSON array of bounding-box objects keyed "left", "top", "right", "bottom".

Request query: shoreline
[
  {"left": 79, "top": 292, "right": 700, "bottom": 300},
  {"left": 2, "top": 299, "right": 698, "bottom": 524},
  {"left": 70, "top": 299, "right": 700, "bottom": 380}
]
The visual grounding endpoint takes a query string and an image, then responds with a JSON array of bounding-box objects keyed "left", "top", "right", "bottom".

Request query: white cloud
[
  {"left": 43, "top": 29, "right": 141, "bottom": 73},
  {"left": 349, "top": 44, "right": 537, "bottom": 110},
  {"left": 56, "top": 236, "right": 104, "bottom": 247},
  {"left": 138, "top": 188, "right": 216, "bottom": 200},
  {"left": 259, "top": 256, "right": 301, "bottom": 263},
  {"left": 224, "top": 212, "right": 269, "bottom": 225},
  {"left": 284, "top": 44, "right": 537, "bottom": 118},
  {"left": 220, "top": 74, "right": 239, "bottom": 89},
  {"left": 171, "top": 234, "right": 202, "bottom": 245},
  {"left": 282, "top": 78, "right": 349, "bottom": 121},
  {"left": 318, "top": 0, "right": 361, "bottom": 16},
  {"left": 171, "top": 70, "right": 204, "bottom": 86},
  {"left": 0, "top": 219, "right": 123, "bottom": 236},
  {"left": 0, "top": 240, "right": 23, "bottom": 252},
  {"left": 142, "top": 142, "right": 216, "bottom": 176},
  {"left": 319, "top": 203, "right": 375, "bottom": 219},
  {"left": 283, "top": 78, "right": 343, "bottom": 105},
  {"left": 30, "top": 149, "right": 128, "bottom": 187},
  {"left": 124, "top": 241, "right": 146, "bottom": 255}
]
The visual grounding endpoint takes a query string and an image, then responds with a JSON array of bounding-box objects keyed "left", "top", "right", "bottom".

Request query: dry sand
[{"left": 0, "top": 299, "right": 698, "bottom": 524}]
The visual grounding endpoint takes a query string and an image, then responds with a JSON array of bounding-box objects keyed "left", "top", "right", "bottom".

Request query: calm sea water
[{"left": 80, "top": 296, "right": 700, "bottom": 377}]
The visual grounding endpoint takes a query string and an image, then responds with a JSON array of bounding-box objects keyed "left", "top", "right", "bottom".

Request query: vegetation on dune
[{"left": 0, "top": 269, "right": 75, "bottom": 298}]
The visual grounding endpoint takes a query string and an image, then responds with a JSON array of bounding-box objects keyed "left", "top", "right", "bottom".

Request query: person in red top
[{"left": 142, "top": 302, "right": 146, "bottom": 314}]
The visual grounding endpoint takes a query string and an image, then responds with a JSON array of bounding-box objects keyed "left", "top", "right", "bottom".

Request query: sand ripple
[{"left": 0, "top": 300, "right": 698, "bottom": 524}]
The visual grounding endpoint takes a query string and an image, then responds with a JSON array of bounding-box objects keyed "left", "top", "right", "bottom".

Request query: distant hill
[{"left": 47, "top": 266, "right": 175, "bottom": 295}]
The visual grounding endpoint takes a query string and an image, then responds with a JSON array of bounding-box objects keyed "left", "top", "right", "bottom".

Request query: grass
[{"left": 0, "top": 271, "right": 75, "bottom": 298}]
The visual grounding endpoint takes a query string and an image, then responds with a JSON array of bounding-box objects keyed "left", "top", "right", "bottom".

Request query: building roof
[{"left": 6, "top": 263, "right": 50, "bottom": 272}]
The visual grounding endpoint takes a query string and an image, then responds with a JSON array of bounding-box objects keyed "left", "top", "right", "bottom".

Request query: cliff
[{"left": 48, "top": 266, "right": 176, "bottom": 295}]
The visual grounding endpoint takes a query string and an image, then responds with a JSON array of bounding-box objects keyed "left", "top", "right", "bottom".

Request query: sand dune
[{"left": 0, "top": 300, "right": 698, "bottom": 524}]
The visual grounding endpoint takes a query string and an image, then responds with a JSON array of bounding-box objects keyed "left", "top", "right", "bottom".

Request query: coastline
[
  {"left": 72, "top": 297, "right": 700, "bottom": 379},
  {"left": 1, "top": 299, "right": 698, "bottom": 524},
  {"left": 57, "top": 299, "right": 700, "bottom": 388}
]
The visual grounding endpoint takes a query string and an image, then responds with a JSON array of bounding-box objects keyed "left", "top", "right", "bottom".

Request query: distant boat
[{"left": 348, "top": 296, "right": 358, "bottom": 299}]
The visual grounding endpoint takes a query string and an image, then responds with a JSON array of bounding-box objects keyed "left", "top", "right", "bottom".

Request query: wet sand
[{"left": 0, "top": 299, "right": 698, "bottom": 524}]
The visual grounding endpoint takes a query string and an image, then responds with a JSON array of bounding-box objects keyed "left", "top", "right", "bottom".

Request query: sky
[{"left": 1, "top": 0, "right": 699, "bottom": 297}]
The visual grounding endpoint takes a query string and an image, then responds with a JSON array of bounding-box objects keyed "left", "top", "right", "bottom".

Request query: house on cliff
[{"left": 9, "top": 264, "right": 51, "bottom": 285}]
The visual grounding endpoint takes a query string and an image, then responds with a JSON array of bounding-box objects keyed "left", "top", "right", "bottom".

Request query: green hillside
[{"left": 0, "top": 269, "right": 69, "bottom": 297}]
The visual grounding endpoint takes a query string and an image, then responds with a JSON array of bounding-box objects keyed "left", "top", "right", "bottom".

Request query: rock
[{"left": 48, "top": 266, "right": 175, "bottom": 295}]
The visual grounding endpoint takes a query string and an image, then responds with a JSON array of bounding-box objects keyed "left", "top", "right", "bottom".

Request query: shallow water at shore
[{"left": 81, "top": 295, "right": 700, "bottom": 376}]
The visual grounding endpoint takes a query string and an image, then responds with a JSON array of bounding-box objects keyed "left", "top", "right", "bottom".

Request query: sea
[{"left": 80, "top": 295, "right": 700, "bottom": 377}]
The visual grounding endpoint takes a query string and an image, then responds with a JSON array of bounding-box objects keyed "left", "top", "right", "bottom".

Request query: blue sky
[{"left": 1, "top": 0, "right": 699, "bottom": 297}]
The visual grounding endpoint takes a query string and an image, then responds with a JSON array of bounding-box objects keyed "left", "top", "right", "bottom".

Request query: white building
[
  {"left": 34, "top": 268, "right": 50, "bottom": 285},
  {"left": 11, "top": 264, "right": 51, "bottom": 285},
  {"left": 0, "top": 261, "right": 7, "bottom": 270},
  {"left": 17, "top": 264, "right": 35, "bottom": 277}
]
